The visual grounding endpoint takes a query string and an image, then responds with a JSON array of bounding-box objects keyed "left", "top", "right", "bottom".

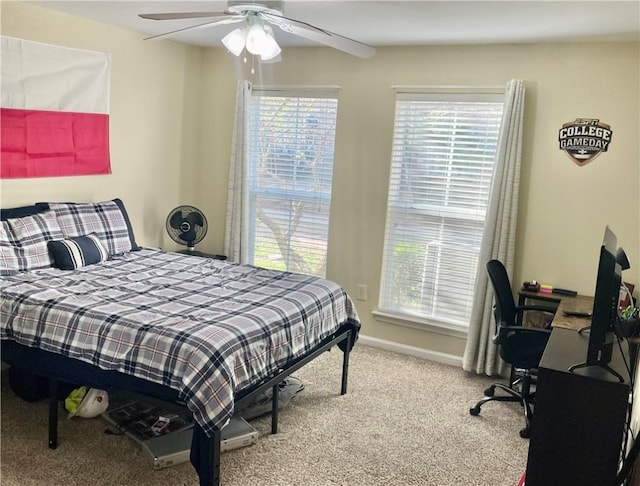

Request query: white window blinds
[
  {"left": 379, "top": 91, "right": 504, "bottom": 328},
  {"left": 247, "top": 89, "right": 339, "bottom": 277}
]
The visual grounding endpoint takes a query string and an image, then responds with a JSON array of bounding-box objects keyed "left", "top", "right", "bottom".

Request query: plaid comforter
[{"left": 0, "top": 249, "right": 360, "bottom": 435}]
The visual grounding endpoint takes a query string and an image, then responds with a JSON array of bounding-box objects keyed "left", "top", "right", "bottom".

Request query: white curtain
[
  {"left": 462, "top": 79, "right": 526, "bottom": 376},
  {"left": 224, "top": 80, "right": 252, "bottom": 263}
]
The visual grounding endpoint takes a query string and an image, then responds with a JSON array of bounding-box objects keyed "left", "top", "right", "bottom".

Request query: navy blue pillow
[{"left": 48, "top": 234, "right": 109, "bottom": 270}]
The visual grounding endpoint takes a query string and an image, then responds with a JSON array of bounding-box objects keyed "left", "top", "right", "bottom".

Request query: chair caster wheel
[
  {"left": 484, "top": 386, "right": 495, "bottom": 397},
  {"left": 519, "top": 428, "right": 530, "bottom": 439},
  {"left": 469, "top": 406, "right": 480, "bottom": 416}
]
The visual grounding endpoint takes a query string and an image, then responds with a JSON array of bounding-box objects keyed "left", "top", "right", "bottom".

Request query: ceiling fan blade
[
  {"left": 260, "top": 12, "right": 376, "bottom": 59},
  {"left": 143, "top": 15, "right": 245, "bottom": 41},
  {"left": 139, "top": 12, "right": 228, "bottom": 21}
]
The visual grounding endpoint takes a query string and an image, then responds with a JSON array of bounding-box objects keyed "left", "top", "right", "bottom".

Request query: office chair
[{"left": 469, "top": 259, "right": 555, "bottom": 438}]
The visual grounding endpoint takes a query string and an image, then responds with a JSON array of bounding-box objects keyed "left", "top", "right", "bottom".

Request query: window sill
[{"left": 372, "top": 310, "right": 468, "bottom": 339}]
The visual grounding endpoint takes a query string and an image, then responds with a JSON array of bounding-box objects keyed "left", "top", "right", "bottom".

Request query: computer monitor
[
  {"left": 588, "top": 227, "right": 623, "bottom": 361},
  {"left": 569, "top": 226, "right": 625, "bottom": 382}
]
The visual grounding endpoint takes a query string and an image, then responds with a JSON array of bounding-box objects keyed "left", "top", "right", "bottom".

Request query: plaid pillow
[
  {"left": 5, "top": 210, "right": 65, "bottom": 271},
  {"left": 48, "top": 233, "right": 109, "bottom": 270},
  {"left": 47, "top": 199, "right": 137, "bottom": 256},
  {"left": 0, "top": 222, "right": 20, "bottom": 275}
]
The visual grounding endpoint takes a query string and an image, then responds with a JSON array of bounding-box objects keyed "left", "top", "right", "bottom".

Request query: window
[
  {"left": 378, "top": 90, "right": 504, "bottom": 330},
  {"left": 246, "top": 88, "right": 339, "bottom": 277}
]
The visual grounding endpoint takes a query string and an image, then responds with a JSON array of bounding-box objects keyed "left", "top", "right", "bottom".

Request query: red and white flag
[{"left": 1, "top": 36, "right": 111, "bottom": 178}]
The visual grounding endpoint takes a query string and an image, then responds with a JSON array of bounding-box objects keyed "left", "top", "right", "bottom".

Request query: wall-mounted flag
[
  {"left": 558, "top": 118, "right": 613, "bottom": 166},
  {"left": 1, "top": 36, "right": 111, "bottom": 179}
]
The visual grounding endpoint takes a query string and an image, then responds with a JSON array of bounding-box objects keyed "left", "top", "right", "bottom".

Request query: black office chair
[{"left": 469, "top": 259, "right": 555, "bottom": 438}]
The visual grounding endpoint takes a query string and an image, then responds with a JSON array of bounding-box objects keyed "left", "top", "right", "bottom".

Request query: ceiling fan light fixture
[
  {"left": 259, "top": 25, "right": 281, "bottom": 61},
  {"left": 221, "top": 27, "right": 246, "bottom": 56},
  {"left": 245, "top": 23, "right": 269, "bottom": 55}
]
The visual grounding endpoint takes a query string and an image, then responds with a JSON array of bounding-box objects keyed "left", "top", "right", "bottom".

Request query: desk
[
  {"left": 522, "top": 289, "right": 640, "bottom": 485},
  {"left": 518, "top": 290, "right": 594, "bottom": 331},
  {"left": 525, "top": 327, "right": 631, "bottom": 486}
]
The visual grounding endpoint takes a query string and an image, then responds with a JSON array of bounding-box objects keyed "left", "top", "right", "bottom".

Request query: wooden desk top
[
  {"left": 552, "top": 294, "right": 595, "bottom": 330},
  {"left": 519, "top": 290, "right": 594, "bottom": 331}
]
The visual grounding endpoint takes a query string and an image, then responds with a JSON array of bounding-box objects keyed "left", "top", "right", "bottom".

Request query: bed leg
[
  {"left": 191, "top": 424, "right": 221, "bottom": 486},
  {"left": 340, "top": 330, "right": 352, "bottom": 395},
  {"left": 271, "top": 383, "right": 279, "bottom": 434},
  {"left": 48, "top": 378, "right": 59, "bottom": 449}
]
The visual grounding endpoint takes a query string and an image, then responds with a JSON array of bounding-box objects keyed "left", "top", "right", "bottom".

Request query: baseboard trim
[{"left": 357, "top": 334, "right": 463, "bottom": 367}]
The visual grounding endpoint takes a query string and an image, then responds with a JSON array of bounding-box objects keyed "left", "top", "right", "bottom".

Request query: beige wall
[
  {"left": 0, "top": 2, "right": 204, "bottom": 251},
  {"left": 200, "top": 43, "right": 640, "bottom": 357},
  {"left": 2, "top": 2, "right": 639, "bottom": 359}
]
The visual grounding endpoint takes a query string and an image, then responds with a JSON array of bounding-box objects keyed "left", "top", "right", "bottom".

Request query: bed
[{"left": 0, "top": 199, "right": 360, "bottom": 485}]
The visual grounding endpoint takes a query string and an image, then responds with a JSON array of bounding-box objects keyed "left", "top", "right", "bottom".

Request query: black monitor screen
[{"left": 586, "top": 226, "right": 622, "bottom": 366}]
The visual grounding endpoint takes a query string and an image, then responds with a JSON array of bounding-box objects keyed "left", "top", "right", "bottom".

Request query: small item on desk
[
  {"left": 521, "top": 281, "right": 577, "bottom": 297},
  {"left": 620, "top": 282, "right": 635, "bottom": 308},
  {"left": 552, "top": 287, "right": 578, "bottom": 297},
  {"left": 621, "top": 305, "right": 639, "bottom": 321},
  {"left": 536, "top": 284, "right": 579, "bottom": 297},
  {"left": 562, "top": 310, "right": 593, "bottom": 318},
  {"left": 522, "top": 280, "right": 540, "bottom": 292}
]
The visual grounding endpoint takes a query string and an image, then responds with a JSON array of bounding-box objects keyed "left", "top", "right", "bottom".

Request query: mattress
[{"left": 0, "top": 248, "right": 360, "bottom": 435}]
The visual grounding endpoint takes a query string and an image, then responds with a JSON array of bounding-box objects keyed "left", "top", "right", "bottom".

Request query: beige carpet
[{"left": 1, "top": 345, "right": 529, "bottom": 486}]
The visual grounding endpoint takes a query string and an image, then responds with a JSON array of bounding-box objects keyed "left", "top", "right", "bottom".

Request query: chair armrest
[
  {"left": 501, "top": 325, "right": 552, "bottom": 336},
  {"left": 493, "top": 323, "right": 552, "bottom": 346}
]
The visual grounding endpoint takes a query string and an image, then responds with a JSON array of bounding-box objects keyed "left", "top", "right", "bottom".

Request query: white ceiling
[{"left": 27, "top": 1, "right": 640, "bottom": 50}]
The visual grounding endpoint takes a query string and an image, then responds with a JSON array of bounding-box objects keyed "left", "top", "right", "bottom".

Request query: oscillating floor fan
[{"left": 166, "top": 205, "right": 208, "bottom": 252}]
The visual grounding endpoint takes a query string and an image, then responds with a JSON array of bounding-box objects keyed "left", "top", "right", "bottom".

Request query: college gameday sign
[{"left": 558, "top": 118, "right": 613, "bottom": 166}]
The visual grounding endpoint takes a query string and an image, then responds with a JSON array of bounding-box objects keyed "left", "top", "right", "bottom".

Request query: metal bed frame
[{"left": 1, "top": 327, "right": 353, "bottom": 486}]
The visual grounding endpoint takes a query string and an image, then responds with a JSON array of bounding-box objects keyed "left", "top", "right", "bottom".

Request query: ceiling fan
[{"left": 139, "top": 1, "right": 376, "bottom": 60}]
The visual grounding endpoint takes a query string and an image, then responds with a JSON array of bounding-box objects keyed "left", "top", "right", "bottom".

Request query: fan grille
[{"left": 166, "top": 206, "right": 208, "bottom": 249}]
